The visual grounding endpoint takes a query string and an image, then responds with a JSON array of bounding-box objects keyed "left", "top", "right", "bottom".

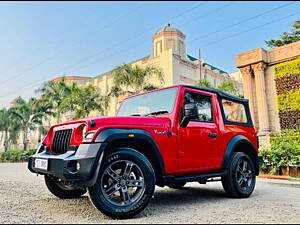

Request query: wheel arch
[
  {"left": 94, "top": 128, "right": 166, "bottom": 186},
  {"left": 222, "top": 135, "right": 259, "bottom": 175}
]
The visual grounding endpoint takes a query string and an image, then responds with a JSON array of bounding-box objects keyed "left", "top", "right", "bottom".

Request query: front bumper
[{"left": 28, "top": 142, "right": 107, "bottom": 188}]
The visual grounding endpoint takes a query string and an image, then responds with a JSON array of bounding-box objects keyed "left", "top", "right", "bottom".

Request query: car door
[{"left": 178, "top": 89, "right": 220, "bottom": 173}]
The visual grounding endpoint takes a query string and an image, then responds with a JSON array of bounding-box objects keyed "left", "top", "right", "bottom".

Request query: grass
[{"left": 288, "top": 177, "right": 300, "bottom": 182}]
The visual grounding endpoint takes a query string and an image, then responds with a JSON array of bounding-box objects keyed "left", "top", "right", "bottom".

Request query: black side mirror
[{"left": 180, "top": 103, "right": 198, "bottom": 127}]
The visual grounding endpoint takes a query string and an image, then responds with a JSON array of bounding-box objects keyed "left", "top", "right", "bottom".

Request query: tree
[
  {"left": 196, "top": 79, "right": 212, "bottom": 88},
  {"left": 10, "top": 97, "right": 44, "bottom": 150},
  {"left": 37, "top": 78, "right": 73, "bottom": 123},
  {"left": 0, "top": 109, "right": 12, "bottom": 152},
  {"left": 265, "top": 20, "right": 300, "bottom": 48},
  {"left": 61, "top": 85, "right": 109, "bottom": 119},
  {"left": 32, "top": 97, "right": 54, "bottom": 142},
  {"left": 110, "top": 64, "right": 164, "bottom": 96},
  {"left": 218, "top": 80, "right": 239, "bottom": 96}
]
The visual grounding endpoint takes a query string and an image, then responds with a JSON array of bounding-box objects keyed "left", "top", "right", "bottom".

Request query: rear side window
[{"left": 222, "top": 99, "right": 247, "bottom": 123}]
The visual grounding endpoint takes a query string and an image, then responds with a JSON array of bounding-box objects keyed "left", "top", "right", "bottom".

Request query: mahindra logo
[{"left": 154, "top": 129, "right": 166, "bottom": 135}]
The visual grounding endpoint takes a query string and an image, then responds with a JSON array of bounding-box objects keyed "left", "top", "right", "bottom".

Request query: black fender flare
[
  {"left": 221, "top": 135, "right": 259, "bottom": 175},
  {"left": 94, "top": 128, "right": 166, "bottom": 176}
]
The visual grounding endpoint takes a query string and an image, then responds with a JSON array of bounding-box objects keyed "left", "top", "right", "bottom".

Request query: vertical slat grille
[{"left": 52, "top": 129, "right": 72, "bottom": 154}]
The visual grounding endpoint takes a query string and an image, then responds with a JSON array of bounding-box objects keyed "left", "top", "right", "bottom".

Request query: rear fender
[{"left": 222, "top": 135, "right": 259, "bottom": 175}]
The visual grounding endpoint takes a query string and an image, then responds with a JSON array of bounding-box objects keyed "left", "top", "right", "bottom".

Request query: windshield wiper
[
  {"left": 130, "top": 114, "right": 141, "bottom": 116},
  {"left": 144, "top": 110, "right": 169, "bottom": 116}
]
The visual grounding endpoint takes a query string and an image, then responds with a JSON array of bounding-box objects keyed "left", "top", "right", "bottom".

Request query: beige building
[
  {"left": 62, "top": 24, "right": 242, "bottom": 116},
  {"left": 0, "top": 25, "right": 243, "bottom": 152},
  {"left": 52, "top": 76, "right": 92, "bottom": 87},
  {"left": 236, "top": 41, "right": 300, "bottom": 147}
]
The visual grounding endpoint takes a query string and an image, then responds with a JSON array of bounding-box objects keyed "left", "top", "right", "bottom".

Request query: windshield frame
[{"left": 116, "top": 86, "right": 179, "bottom": 117}]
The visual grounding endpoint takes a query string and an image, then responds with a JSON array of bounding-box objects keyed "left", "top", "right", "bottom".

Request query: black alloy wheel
[
  {"left": 222, "top": 152, "right": 256, "bottom": 198},
  {"left": 88, "top": 149, "right": 156, "bottom": 219}
]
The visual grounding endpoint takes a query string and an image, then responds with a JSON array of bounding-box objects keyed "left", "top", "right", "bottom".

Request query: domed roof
[{"left": 155, "top": 24, "right": 183, "bottom": 34}]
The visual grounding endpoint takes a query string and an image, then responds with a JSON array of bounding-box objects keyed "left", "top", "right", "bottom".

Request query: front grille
[{"left": 52, "top": 129, "right": 73, "bottom": 154}]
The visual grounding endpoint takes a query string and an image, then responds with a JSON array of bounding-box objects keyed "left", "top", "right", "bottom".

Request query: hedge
[
  {"left": 277, "top": 89, "right": 300, "bottom": 112},
  {"left": 274, "top": 57, "right": 300, "bottom": 79},
  {"left": 274, "top": 58, "right": 300, "bottom": 136},
  {"left": 0, "top": 149, "right": 36, "bottom": 162},
  {"left": 275, "top": 74, "right": 300, "bottom": 95},
  {"left": 279, "top": 111, "right": 300, "bottom": 130}
]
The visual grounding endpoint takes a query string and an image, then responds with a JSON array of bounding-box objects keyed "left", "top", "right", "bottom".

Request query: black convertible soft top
[{"left": 183, "top": 85, "right": 247, "bottom": 103}]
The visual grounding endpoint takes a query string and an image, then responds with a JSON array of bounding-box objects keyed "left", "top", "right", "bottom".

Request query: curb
[{"left": 258, "top": 174, "right": 289, "bottom": 180}]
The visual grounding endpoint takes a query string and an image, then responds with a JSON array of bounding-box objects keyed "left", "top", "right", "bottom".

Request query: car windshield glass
[{"left": 117, "top": 87, "right": 178, "bottom": 116}]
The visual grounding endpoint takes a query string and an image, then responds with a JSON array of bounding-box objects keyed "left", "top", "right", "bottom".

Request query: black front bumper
[{"left": 28, "top": 142, "right": 107, "bottom": 188}]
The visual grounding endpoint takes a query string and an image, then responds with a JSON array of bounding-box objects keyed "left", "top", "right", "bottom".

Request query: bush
[
  {"left": 0, "top": 149, "right": 36, "bottom": 162},
  {"left": 260, "top": 136, "right": 300, "bottom": 174}
]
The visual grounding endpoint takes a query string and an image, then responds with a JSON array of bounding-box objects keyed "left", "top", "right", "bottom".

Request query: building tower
[{"left": 152, "top": 24, "right": 186, "bottom": 59}]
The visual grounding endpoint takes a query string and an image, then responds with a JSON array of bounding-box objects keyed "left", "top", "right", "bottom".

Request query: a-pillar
[
  {"left": 240, "top": 66, "right": 256, "bottom": 126},
  {"left": 252, "top": 62, "right": 271, "bottom": 148}
]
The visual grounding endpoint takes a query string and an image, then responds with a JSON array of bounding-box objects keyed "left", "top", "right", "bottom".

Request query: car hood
[{"left": 52, "top": 116, "right": 172, "bottom": 129}]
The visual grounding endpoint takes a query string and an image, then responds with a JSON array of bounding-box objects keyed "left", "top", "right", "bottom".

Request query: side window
[
  {"left": 184, "top": 92, "right": 213, "bottom": 123},
  {"left": 222, "top": 99, "right": 247, "bottom": 123}
]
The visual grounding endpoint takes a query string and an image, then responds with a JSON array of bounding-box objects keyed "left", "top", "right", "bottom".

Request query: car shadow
[
  {"left": 28, "top": 185, "right": 232, "bottom": 221},
  {"left": 136, "top": 185, "right": 231, "bottom": 218}
]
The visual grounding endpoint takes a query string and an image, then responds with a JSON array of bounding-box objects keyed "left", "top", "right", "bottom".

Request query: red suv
[{"left": 28, "top": 85, "right": 260, "bottom": 219}]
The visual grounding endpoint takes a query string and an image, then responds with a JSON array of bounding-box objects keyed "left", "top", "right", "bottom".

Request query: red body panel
[{"left": 42, "top": 85, "right": 258, "bottom": 176}]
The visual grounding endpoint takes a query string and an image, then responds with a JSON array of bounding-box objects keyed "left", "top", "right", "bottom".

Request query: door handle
[{"left": 208, "top": 132, "right": 218, "bottom": 138}]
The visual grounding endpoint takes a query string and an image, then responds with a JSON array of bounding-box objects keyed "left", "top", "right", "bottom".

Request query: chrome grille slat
[{"left": 52, "top": 129, "right": 72, "bottom": 154}]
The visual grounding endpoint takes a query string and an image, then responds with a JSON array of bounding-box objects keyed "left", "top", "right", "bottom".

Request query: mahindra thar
[{"left": 28, "top": 85, "right": 260, "bottom": 219}]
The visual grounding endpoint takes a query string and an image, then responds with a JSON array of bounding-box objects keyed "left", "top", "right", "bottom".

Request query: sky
[{"left": 0, "top": 1, "right": 299, "bottom": 108}]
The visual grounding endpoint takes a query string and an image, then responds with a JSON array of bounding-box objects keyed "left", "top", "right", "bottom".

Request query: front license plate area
[{"left": 34, "top": 158, "right": 48, "bottom": 171}]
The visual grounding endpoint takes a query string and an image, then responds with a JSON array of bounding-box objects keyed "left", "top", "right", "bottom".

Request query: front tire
[
  {"left": 88, "top": 148, "right": 156, "bottom": 219},
  {"left": 44, "top": 175, "right": 87, "bottom": 199},
  {"left": 221, "top": 152, "right": 256, "bottom": 198}
]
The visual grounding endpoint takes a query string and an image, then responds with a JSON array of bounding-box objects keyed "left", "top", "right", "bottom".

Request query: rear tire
[
  {"left": 167, "top": 182, "right": 186, "bottom": 189},
  {"left": 44, "top": 175, "right": 87, "bottom": 199},
  {"left": 88, "top": 148, "right": 156, "bottom": 219},
  {"left": 222, "top": 152, "right": 256, "bottom": 198}
]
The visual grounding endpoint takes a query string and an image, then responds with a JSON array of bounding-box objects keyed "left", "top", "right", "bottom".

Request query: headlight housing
[{"left": 82, "top": 125, "right": 87, "bottom": 137}]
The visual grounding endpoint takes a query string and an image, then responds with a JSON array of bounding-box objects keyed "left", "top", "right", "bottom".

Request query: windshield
[{"left": 117, "top": 87, "right": 178, "bottom": 116}]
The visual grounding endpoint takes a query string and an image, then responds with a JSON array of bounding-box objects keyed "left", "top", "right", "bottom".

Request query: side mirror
[{"left": 180, "top": 103, "right": 198, "bottom": 127}]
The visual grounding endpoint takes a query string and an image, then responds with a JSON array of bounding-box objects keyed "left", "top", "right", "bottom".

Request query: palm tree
[
  {"left": 110, "top": 64, "right": 164, "bottom": 97},
  {"left": 31, "top": 97, "right": 54, "bottom": 142},
  {"left": 37, "top": 78, "right": 72, "bottom": 123},
  {"left": 196, "top": 79, "right": 212, "bottom": 88},
  {"left": 10, "top": 97, "right": 44, "bottom": 150},
  {"left": 0, "top": 109, "right": 11, "bottom": 152},
  {"left": 218, "top": 80, "right": 239, "bottom": 96},
  {"left": 61, "top": 85, "right": 109, "bottom": 119}
]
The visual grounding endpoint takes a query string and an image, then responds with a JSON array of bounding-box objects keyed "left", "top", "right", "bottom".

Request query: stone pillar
[
  {"left": 252, "top": 62, "right": 270, "bottom": 148},
  {"left": 240, "top": 66, "right": 256, "bottom": 126}
]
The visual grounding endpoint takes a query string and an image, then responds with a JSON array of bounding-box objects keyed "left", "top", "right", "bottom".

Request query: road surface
[{"left": 0, "top": 163, "right": 299, "bottom": 224}]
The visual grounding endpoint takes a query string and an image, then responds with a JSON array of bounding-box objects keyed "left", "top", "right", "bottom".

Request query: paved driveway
[{"left": 0, "top": 163, "right": 299, "bottom": 224}]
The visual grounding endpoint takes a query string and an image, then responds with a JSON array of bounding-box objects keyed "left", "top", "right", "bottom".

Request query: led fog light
[
  {"left": 67, "top": 160, "right": 80, "bottom": 174},
  {"left": 76, "top": 162, "right": 81, "bottom": 171}
]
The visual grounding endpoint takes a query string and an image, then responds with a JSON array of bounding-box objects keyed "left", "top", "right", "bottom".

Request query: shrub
[
  {"left": 0, "top": 149, "right": 36, "bottom": 162},
  {"left": 260, "top": 136, "right": 300, "bottom": 174}
]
